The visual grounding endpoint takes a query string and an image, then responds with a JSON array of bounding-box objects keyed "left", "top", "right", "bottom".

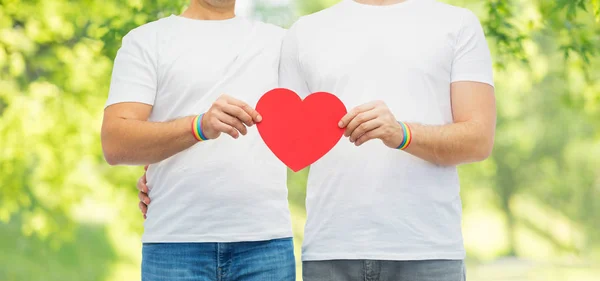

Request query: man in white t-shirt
[
  {"left": 138, "top": 0, "right": 496, "bottom": 280},
  {"left": 101, "top": 1, "right": 295, "bottom": 280},
  {"left": 279, "top": 0, "right": 496, "bottom": 280}
]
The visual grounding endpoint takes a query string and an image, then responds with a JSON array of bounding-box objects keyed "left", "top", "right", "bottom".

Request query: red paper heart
[{"left": 256, "top": 88, "right": 347, "bottom": 172}]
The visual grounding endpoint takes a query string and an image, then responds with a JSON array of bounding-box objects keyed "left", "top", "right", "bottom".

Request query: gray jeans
[{"left": 303, "top": 259, "right": 465, "bottom": 281}]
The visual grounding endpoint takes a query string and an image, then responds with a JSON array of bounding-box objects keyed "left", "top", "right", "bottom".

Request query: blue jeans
[{"left": 142, "top": 238, "right": 295, "bottom": 281}]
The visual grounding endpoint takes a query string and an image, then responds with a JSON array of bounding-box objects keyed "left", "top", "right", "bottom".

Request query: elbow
[
  {"left": 473, "top": 137, "right": 494, "bottom": 162},
  {"left": 102, "top": 142, "right": 121, "bottom": 166},
  {"left": 101, "top": 130, "right": 122, "bottom": 166},
  {"left": 103, "top": 150, "right": 120, "bottom": 166}
]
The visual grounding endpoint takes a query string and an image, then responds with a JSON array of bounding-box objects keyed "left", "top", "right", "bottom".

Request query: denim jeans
[
  {"left": 303, "top": 259, "right": 465, "bottom": 281},
  {"left": 142, "top": 238, "right": 295, "bottom": 281}
]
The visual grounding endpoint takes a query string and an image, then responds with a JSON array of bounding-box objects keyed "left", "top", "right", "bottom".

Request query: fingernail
[
  {"left": 256, "top": 115, "right": 262, "bottom": 122},
  {"left": 338, "top": 121, "right": 343, "bottom": 128}
]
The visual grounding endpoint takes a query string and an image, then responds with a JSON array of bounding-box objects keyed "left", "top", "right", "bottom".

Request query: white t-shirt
[
  {"left": 106, "top": 15, "right": 292, "bottom": 242},
  {"left": 279, "top": 0, "right": 494, "bottom": 261}
]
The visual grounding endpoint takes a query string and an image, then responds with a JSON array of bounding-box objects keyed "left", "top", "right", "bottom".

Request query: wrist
[
  {"left": 396, "top": 121, "right": 412, "bottom": 150},
  {"left": 191, "top": 114, "right": 208, "bottom": 142}
]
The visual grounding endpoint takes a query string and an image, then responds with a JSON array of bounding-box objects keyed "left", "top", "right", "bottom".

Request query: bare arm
[
  {"left": 101, "top": 102, "right": 197, "bottom": 166},
  {"left": 340, "top": 81, "right": 496, "bottom": 166},
  {"left": 402, "top": 82, "right": 496, "bottom": 165},
  {"left": 101, "top": 95, "right": 262, "bottom": 166}
]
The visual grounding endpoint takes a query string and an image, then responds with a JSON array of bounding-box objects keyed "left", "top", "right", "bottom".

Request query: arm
[
  {"left": 102, "top": 95, "right": 261, "bottom": 166},
  {"left": 102, "top": 29, "right": 260, "bottom": 166},
  {"left": 101, "top": 29, "right": 190, "bottom": 166},
  {"left": 403, "top": 82, "right": 495, "bottom": 165},
  {"left": 399, "top": 10, "right": 496, "bottom": 165},
  {"left": 340, "top": 9, "right": 495, "bottom": 166},
  {"left": 339, "top": 82, "right": 495, "bottom": 166},
  {"left": 101, "top": 103, "right": 196, "bottom": 166}
]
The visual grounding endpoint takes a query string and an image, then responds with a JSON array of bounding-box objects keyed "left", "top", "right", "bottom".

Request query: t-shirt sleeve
[
  {"left": 278, "top": 22, "right": 311, "bottom": 98},
  {"left": 105, "top": 29, "right": 158, "bottom": 108},
  {"left": 451, "top": 10, "right": 494, "bottom": 87}
]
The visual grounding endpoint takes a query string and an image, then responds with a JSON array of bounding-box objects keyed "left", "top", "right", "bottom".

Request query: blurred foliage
[{"left": 0, "top": 0, "right": 599, "bottom": 280}]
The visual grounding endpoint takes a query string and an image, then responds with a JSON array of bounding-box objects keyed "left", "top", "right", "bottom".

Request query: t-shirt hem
[
  {"left": 451, "top": 75, "right": 495, "bottom": 87},
  {"left": 141, "top": 229, "right": 293, "bottom": 243},
  {"left": 104, "top": 98, "right": 155, "bottom": 109},
  {"left": 301, "top": 251, "right": 466, "bottom": 261}
]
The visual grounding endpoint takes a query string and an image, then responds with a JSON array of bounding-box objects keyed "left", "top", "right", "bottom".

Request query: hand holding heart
[
  {"left": 255, "top": 89, "right": 404, "bottom": 172},
  {"left": 339, "top": 101, "right": 404, "bottom": 148},
  {"left": 202, "top": 95, "right": 262, "bottom": 140}
]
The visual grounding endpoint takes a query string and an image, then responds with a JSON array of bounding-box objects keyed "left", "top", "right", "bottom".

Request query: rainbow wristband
[
  {"left": 191, "top": 114, "right": 208, "bottom": 142},
  {"left": 396, "top": 121, "right": 412, "bottom": 150}
]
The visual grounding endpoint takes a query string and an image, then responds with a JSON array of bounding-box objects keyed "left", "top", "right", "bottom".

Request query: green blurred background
[{"left": 1, "top": 0, "right": 599, "bottom": 280}]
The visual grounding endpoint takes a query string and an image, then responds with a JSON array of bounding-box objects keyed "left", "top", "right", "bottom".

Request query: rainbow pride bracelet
[
  {"left": 191, "top": 114, "right": 208, "bottom": 142},
  {"left": 396, "top": 121, "right": 412, "bottom": 150}
]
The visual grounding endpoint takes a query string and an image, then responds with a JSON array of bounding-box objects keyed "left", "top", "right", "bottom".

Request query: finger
[
  {"left": 139, "top": 201, "right": 148, "bottom": 216},
  {"left": 144, "top": 165, "right": 149, "bottom": 171},
  {"left": 221, "top": 102, "right": 255, "bottom": 126},
  {"left": 226, "top": 98, "right": 262, "bottom": 123},
  {"left": 339, "top": 102, "right": 377, "bottom": 128},
  {"left": 214, "top": 121, "right": 239, "bottom": 139},
  {"left": 344, "top": 111, "right": 378, "bottom": 137},
  {"left": 216, "top": 112, "right": 247, "bottom": 136},
  {"left": 136, "top": 176, "right": 149, "bottom": 193},
  {"left": 350, "top": 119, "right": 381, "bottom": 142},
  {"left": 138, "top": 191, "right": 151, "bottom": 205},
  {"left": 355, "top": 129, "right": 382, "bottom": 146}
]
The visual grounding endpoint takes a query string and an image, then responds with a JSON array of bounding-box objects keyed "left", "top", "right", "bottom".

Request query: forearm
[
  {"left": 403, "top": 121, "right": 494, "bottom": 166},
  {"left": 101, "top": 116, "right": 197, "bottom": 165}
]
